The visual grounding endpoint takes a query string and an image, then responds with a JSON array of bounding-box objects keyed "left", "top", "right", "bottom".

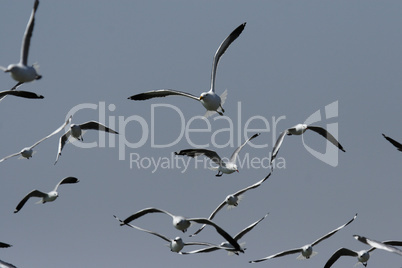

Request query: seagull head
[
  {"left": 225, "top": 195, "right": 239, "bottom": 206},
  {"left": 301, "top": 245, "right": 313, "bottom": 258}
]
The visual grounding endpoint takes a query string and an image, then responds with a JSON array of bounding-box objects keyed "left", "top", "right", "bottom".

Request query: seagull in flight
[
  {"left": 128, "top": 22, "right": 246, "bottom": 117},
  {"left": 54, "top": 120, "right": 118, "bottom": 164},
  {"left": 382, "top": 134, "right": 402, "bottom": 152},
  {"left": 0, "top": 116, "right": 71, "bottom": 163},
  {"left": 0, "top": 0, "right": 42, "bottom": 91},
  {"left": 175, "top": 133, "right": 260, "bottom": 176},
  {"left": 0, "top": 89, "right": 43, "bottom": 100},
  {"left": 324, "top": 239, "right": 402, "bottom": 267},
  {"left": 116, "top": 207, "right": 243, "bottom": 253},
  {"left": 14, "top": 176, "right": 79, "bottom": 213},
  {"left": 271, "top": 123, "right": 345, "bottom": 166},
  {"left": 190, "top": 172, "right": 271, "bottom": 237},
  {"left": 113, "top": 215, "right": 225, "bottom": 253},
  {"left": 182, "top": 213, "right": 268, "bottom": 255},
  {"left": 249, "top": 213, "right": 357, "bottom": 263}
]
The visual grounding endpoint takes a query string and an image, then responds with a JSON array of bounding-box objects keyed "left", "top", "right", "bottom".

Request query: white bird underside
[{"left": 127, "top": 23, "right": 246, "bottom": 116}]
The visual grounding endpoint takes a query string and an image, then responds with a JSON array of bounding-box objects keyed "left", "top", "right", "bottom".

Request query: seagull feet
[
  {"left": 217, "top": 111, "right": 224, "bottom": 116},
  {"left": 215, "top": 171, "right": 223, "bottom": 177},
  {"left": 36, "top": 75, "right": 42, "bottom": 80}
]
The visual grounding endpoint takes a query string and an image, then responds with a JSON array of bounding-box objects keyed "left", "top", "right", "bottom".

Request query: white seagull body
[
  {"left": 271, "top": 123, "right": 345, "bottom": 165},
  {"left": 324, "top": 238, "right": 402, "bottom": 268},
  {"left": 175, "top": 133, "right": 260, "bottom": 176},
  {"left": 54, "top": 121, "right": 118, "bottom": 164},
  {"left": 182, "top": 213, "right": 268, "bottom": 255},
  {"left": 14, "top": 176, "right": 79, "bottom": 213},
  {"left": 191, "top": 172, "right": 271, "bottom": 237},
  {"left": 1, "top": 0, "right": 42, "bottom": 89},
  {"left": 113, "top": 215, "right": 223, "bottom": 253},
  {"left": 128, "top": 22, "right": 246, "bottom": 117},
  {"left": 0, "top": 116, "right": 71, "bottom": 163},
  {"left": 249, "top": 214, "right": 357, "bottom": 263},
  {"left": 117, "top": 207, "right": 243, "bottom": 253},
  {"left": 382, "top": 133, "right": 402, "bottom": 151}
]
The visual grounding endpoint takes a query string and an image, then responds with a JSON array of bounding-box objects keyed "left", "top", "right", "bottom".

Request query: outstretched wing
[
  {"left": 180, "top": 246, "right": 220, "bottom": 254},
  {"left": 229, "top": 133, "right": 260, "bottom": 163},
  {"left": 119, "top": 207, "right": 173, "bottom": 226},
  {"left": 382, "top": 134, "right": 402, "bottom": 151},
  {"left": 53, "top": 176, "right": 79, "bottom": 192},
  {"left": 175, "top": 149, "right": 222, "bottom": 166},
  {"left": 210, "top": 23, "right": 246, "bottom": 92},
  {"left": 0, "top": 152, "right": 22, "bottom": 163},
  {"left": 312, "top": 213, "right": 357, "bottom": 246},
  {"left": 14, "top": 189, "right": 47, "bottom": 213},
  {"left": 79, "top": 121, "right": 118, "bottom": 134},
  {"left": 31, "top": 116, "right": 72, "bottom": 149},
  {"left": 54, "top": 130, "right": 71, "bottom": 165},
  {"left": 189, "top": 200, "right": 227, "bottom": 237},
  {"left": 128, "top": 89, "right": 200, "bottom": 101},
  {"left": 234, "top": 172, "right": 271, "bottom": 196},
  {"left": 271, "top": 130, "right": 288, "bottom": 164},
  {"left": 307, "top": 126, "right": 346, "bottom": 152},
  {"left": 234, "top": 213, "right": 268, "bottom": 241},
  {"left": 0, "top": 242, "right": 12, "bottom": 248},
  {"left": 0, "top": 90, "right": 43, "bottom": 99},
  {"left": 353, "top": 235, "right": 402, "bottom": 256},
  {"left": 323, "top": 248, "right": 358, "bottom": 268},
  {"left": 21, "top": 0, "right": 40, "bottom": 65},
  {"left": 249, "top": 248, "right": 303, "bottom": 263}
]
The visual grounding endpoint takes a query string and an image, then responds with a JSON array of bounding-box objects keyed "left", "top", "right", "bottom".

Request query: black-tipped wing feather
[
  {"left": 128, "top": 89, "right": 200, "bottom": 101},
  {"left": 14, "top": 189, "right": 47, "bottom": 213},
  {"left": 0, "top": 90, "right": 43, "bottom": 99},
  {"left": 307, "top": 126, "right": 345, "bottom": 152},
  {"left": 175, "top": 149, "right": 222, "bottom": 166},
  {"left": 382, "top": 134, "right": 402, "bottom": 151}
]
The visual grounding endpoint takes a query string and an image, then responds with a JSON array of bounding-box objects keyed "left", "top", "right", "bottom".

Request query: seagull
[
  {"left": 324, "top": 239, "right": 402, "bottom": 268},
  {"left": 128, "top": 22, "right": 246, "bottom": 117},
  {"left": 0, "top": 116, "right": 71, "bottom": 163},
  {"left": 249, "top": 213, "right": 357, "bottom": 263},
  {"left": 353, "top": 235, "right": 402, "bottom": 256},
  {"left": 0, "top": 260, "right": 17, "bottom": 268},
  {"left": 54, "top": 121, "right": 118, "bottom": 164},
  {"left": 113, "top": 215, "right": 225, "bottom": 253},
  {"left": 14, "top": 176, "right": 79, "bottom": 213},
  {"left": 117, "top": 207, "right": 243, "bottom": 253},
  {"left": 0, "top": 0, "right": 42, "bottom": 90},
  {"left": 271, "top": 123, "right": 345, "bottom": 165},
  {"left": 190, "top": 172, "right": 271, "bottom": 237},
  {"left": 0, "top": 89, "right": 43, "bottom": 99},
  {"left": 382, "top": 134, "right": 402, "bottom": 151},
  {"left": 175, "top": 133, "right": 260, "bottom": 176},
  {"left": 182, "top": 213, "right": 268, "bottom": 255}
]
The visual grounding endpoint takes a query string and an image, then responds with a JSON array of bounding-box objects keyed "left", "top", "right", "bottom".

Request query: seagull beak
[
  {"left": 236, "top": 170, "right": 239, "bottom": 173},
  {"left": 199, "top": 96, "right": 203, "bottom": 100}
]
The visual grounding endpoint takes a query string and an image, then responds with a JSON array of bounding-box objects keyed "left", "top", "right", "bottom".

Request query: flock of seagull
[{"left": 1, "top": 1, "right": 401, "bottom": 267}]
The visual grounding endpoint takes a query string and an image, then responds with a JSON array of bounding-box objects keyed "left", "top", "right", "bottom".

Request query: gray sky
[{"left": 0, "top": 1, "right": 401, "bottom": 267}]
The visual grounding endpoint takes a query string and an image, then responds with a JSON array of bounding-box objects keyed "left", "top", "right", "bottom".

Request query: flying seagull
[
  {"left": 116, "top": 207, "right": 243, "bottom": 253},
  {"left": 190, "top": 172, "right": 271, "bottom": 237},
  {"left": 271, "top": 123, "right": 345, "bottom": 166},
  {"left": 382, "top": 134, "right": 402, "bottom": 151},
  {"left": 353, "top": 235, "right": 402, "bottom": 256},
  {"left": 249, "top": 213, "right": 357, "bottom": 263},
  {"left": 0, "top": 0, "right": 42, "bottom": 90},
  {"left": 14, "top": 176, "right": 79, "bottom": 213},
  {"left": 54, "top": 121, "right": 118, "bottom": 164},
  {"left": 324, "top": 239, "right": 402, "bottom": 268},
  {"left": 128, "top": 22, "right": 246, "bottom": 117},
  {"left": 0, "top": 89, "right": 43, "bottom": 99},
  {"left": 175, "top": 133, "right": 260, "bottom": 176},
  {"left": 0, "top": 116, "right": 71, "bottom": 163},
  {"left": 113, "top": 215, "right": 225, "bottom": 253},
  {"left": 182, "top": 213, "right": 268, "bottom": 255}
]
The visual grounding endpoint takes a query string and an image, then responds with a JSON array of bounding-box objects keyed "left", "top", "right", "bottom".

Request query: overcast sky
[{"left": 0, "top": 1, "right": 401, "bottom": 267}]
